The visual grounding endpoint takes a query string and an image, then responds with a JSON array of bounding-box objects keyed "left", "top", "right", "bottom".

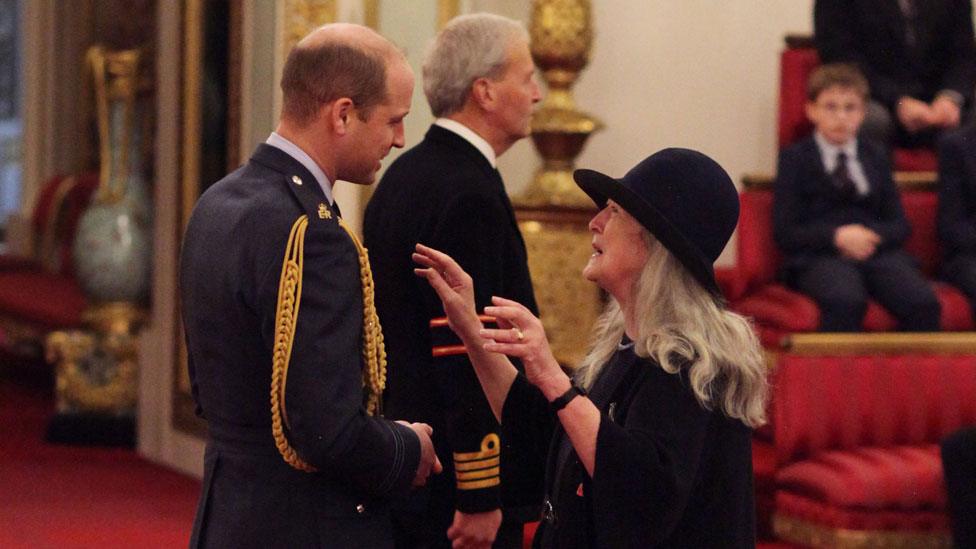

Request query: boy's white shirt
[{"left": 813, "top": 131, "right": 870, "bottom": 196}]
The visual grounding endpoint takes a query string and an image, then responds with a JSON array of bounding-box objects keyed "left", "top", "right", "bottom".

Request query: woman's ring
[{"left": 514, "top": 328, "right": 524, "bottom": 341}]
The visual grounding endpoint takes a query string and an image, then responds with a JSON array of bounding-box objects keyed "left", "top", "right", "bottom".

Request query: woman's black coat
[{"left": 502, "top": 346, "right": 756, "bottom": 548}]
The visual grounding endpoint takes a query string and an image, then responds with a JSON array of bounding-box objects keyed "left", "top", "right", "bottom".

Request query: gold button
[
  {"left": 355, "top": 504, "right": 365, "bottom": 514},
  {"left": 291, "top": 175, "right": 303, "bottom": 186}
]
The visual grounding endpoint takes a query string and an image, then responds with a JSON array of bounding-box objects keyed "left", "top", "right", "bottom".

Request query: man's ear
[
  {"left": 329, "top": 98, "right": 356, "bottom": 135},
  {"left": 471, "top": 77, "right": 494, "bottom": 110}
]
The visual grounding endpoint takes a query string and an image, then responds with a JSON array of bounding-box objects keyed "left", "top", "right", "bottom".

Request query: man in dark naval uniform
[
  {"left": 180, "top": 23, "right": 440, "bottom": 548},
  {"left": 363, "top": 13, "right": 542, "bottom": 549}
]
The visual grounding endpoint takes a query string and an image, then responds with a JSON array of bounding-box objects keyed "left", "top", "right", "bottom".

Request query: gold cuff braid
[{"left": 270, "top": 215, "right": 388, "bottom": 473}]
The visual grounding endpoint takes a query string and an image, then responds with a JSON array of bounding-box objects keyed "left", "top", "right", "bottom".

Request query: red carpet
[
  {"left": 0, "top": 380, "right": 200, "bottom": 548},
  {"left": 0, "top": 378, "right": 803, "bottom": 548}
]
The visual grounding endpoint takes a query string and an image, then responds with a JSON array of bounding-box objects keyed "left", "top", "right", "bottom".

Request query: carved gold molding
[
  {"left": 742, "top": 171, "right": 937, "bottom": 191},
  {"left": 363, "top": 0, "right": 379, "bottom": 29},
  {"left": 517, "top": 207, "right": 603, "bottom": 368},
  {"left": 282, "top": 0, "right": 337, "bottom": 56},
  {"left": 438, "top": 0, "right": 459, "bottom": 28},
  {"left": 773, "top": 513, "right": 952, "bottom": 549},
  {"left": 519, "top": 0, "right": 602, "bottom": 208},
  {"left": 780, "top": 332, "right": 976, "bottom": 355},
  {"left": 46, "top": 303, "right": 146, "bottom": 414},
  {"left": 181, "top": 0, "right": 204, "bottom": 231}
]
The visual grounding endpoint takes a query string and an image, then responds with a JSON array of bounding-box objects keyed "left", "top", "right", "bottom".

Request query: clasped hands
[
  {"left": 896, "top": 95, "right": 961, "bottom": 133},
  {"left": 834, "top": 223, "right": 881, "bottom": 261},
  {"left": 394, "top": 420, "right": 442, "bottom": 487}
]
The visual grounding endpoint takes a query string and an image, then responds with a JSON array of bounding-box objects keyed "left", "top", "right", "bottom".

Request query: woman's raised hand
[
  {"left": 481, "top": 296, "right": 565, "bottom": 392},
  {"left": 413, "top": 244, "right": 482, "bottom": 342}
]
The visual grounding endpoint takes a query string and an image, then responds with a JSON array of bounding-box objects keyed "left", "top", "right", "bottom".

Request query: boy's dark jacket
[{"left": 773, "top": 135, "right": 910, "bottom": 272}]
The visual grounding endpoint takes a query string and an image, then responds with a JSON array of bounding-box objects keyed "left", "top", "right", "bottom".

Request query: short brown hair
[
  {"left": 280, "top": 41, "right": 388, "bottom": 126},
  {"left": 806, "top": 63, "right": 869, "bottom": 102}
]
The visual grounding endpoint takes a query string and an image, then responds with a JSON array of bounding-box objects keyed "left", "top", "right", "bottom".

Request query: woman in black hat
[{"left": 414, "top": 148, "right": 767, "bottom": 548}]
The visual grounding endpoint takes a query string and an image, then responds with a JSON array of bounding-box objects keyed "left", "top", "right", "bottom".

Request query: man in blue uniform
[{"left": 180, "top": 23, "right": 440, "bottom": 548}]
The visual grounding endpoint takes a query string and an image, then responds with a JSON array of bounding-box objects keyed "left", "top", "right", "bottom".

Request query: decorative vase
[{"left": 73, "top": 46, "right": 153, "bottom": 304}]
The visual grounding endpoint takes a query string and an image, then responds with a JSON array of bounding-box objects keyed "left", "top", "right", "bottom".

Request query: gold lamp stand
[{"left": 516, "top": 0, "right": 604, "bottom": 368}]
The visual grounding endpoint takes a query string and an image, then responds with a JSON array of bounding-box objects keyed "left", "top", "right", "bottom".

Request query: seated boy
[
  {"left": 937, "top": 124, "right": 976, "bottom": 313},
  {"left": 773, "top": 63, "right": 941, "bottom": 332}
]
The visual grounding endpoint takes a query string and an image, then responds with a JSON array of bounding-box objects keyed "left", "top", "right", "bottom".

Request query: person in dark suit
[
  {"left": 814, "top": 0, "right": 976, "bottom": 147},
  {"left": 180, "top": 24, "right": 441, "bottom": 549},
  {"left": 942, "top": 426, "right": 976, "bottom": 548},
  {"left": 414, "top": 148, "right": 769, "bottom": 548},
  {"left": 363, "top": 13, "right": 541, "bottom": 549},
  {"left": 937, "top": 124, "right": 976, "bottom": 311},
  {"left": 773, "top": 64, "right": 941, "bottom": 331}
]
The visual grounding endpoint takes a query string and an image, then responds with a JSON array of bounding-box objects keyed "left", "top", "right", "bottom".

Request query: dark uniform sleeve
[
  {"left": 259, "top": 216, "right": 421, "bottom": 500},
  {"left": 938, "top": 131, "right": 976, "bottom": 254},
  {"left": 590, "top": 367, "right": 712, "bottom": 547},
  {"left": 422, "top": 191, "right": 516, "bottom": 513}
]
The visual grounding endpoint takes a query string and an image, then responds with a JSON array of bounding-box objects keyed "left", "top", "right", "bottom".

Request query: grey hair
[
  {"left": 576, "top": 232, "right": 768, "bottom": 428},
  {"left": 422, "top": 13, "right": 529, "bottom": 117}
]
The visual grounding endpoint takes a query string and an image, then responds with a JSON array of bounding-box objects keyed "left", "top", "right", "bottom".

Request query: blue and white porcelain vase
[{"left": 73, "top": 46, "right": 153, "bottom": 304}]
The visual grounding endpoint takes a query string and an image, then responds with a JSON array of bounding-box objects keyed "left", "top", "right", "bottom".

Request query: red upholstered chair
[
  {"left": 0, "top": 173, "right": 98, "bottom": 357},
  {"left": 777, "top": 36, "right": 938, "bottom": 172},
  {"left": 728, "top": 186, "right": 974, "bottom": 347},
  {"left": 770, "top": 353, "right": 976, "bottom": 547}
]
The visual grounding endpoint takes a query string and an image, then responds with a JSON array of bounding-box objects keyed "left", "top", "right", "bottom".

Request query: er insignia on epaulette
[{"left": 317, "top": 203, "right": 332, "bottom": 219}]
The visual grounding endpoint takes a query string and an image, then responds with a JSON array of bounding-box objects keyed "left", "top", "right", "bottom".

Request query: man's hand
[
  {"left": 896, "top": 96, "right": 935, "bottom": 133},
  {"left": 446, "top": 509, "right": 502, "bottom": 549},
  {"left": 930, "top": 95, "right": 962, "bottom": 129},
  {"left": 399, "top": 421, "right": 442, "bottom": 486},
  {"left": 834, "top": 224, "right": 881, "bottom": 261}
]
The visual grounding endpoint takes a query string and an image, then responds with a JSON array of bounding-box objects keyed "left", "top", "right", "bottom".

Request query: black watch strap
[{"left": 549, "top": 383, "right": 586, "bottom": 413}]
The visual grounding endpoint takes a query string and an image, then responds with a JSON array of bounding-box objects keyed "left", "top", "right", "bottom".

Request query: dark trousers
[
  {"left": 943, "top": 254, "right": 976, "bottom": 314},
  {"left": 792, "top": 250, "right": 941, "bottom": 332},
  {"left": 942, "top": 427, "right": 976, "bottom": 549}
]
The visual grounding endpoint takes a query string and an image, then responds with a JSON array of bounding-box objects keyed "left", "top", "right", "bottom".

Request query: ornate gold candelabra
[
  {"left": 520, "top": 0, "right": 603, "bottom": 207},
  {"left": 516, "top": 0, "right": 604, "bottom": 368}
]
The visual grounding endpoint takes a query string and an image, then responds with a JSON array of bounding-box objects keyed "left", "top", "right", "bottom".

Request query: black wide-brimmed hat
[{"left": 573, "top": 148, "right": 739, "bottom": 296}]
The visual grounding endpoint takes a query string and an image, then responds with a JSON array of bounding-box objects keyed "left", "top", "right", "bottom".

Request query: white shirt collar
[
  {"left": 812, "top": 131, "right": 870, "bottom": 195},
  {"left": 434, "top": 118, "right": 497, "bottom": 168},
  {"left": 265, "top": 132, "right": 334, "bottom": 205},
  {"left": 813, "top": 131, "right": 858, "bottom": 161}
]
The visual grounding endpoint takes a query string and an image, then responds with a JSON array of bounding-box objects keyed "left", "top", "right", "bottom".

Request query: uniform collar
[{"left": 266, "top": 132, "right": 334, "bottom": 205}]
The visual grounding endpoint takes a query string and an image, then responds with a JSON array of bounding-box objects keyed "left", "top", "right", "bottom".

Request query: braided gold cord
[
  {"left": 271, "top": 214, "right": 389, "bottom": 473},
  {"left": 271, "top": 216, "right": 316, "bottom": 472},
  {"left": 338, "top": 217, "right": 387, "bottom": 417}
]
